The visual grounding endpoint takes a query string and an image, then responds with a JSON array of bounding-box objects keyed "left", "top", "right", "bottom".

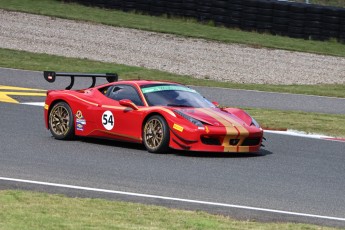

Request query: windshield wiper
[{"left": 167, "top": 104, "right": 191, "bottom": 107}]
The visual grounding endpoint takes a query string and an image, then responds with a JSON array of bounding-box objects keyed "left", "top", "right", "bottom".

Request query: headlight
[
  {"left": 174, "top": 110, "right": 203, "bottom": 127},
  {"left": 251, "top": 117, "right": 260, "bottom": 128}
]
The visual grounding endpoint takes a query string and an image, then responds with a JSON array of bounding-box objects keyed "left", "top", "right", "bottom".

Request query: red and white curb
[{"left": 21, "top": 102, "right": 345, "bottom": 143}]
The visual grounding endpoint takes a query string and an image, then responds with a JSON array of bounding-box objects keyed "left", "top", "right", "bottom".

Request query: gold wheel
[
  {"left": 144, "top": 118, "right": 164, "bottom": 149},
  {"left": 49, "top": 102, "right": 74, "bottom": 139}
]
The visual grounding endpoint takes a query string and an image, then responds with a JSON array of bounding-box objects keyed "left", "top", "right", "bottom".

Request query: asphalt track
[{"left": 1, "top": 68, "right": 345, "bottom": 227}]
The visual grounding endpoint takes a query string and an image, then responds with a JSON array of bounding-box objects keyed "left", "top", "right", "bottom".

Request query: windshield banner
[{"left": 142, "top": 85, "right": 197, "bottom": 94}]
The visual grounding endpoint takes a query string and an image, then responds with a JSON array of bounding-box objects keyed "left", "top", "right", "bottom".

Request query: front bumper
[{"left": 169, "top": 125, "right": 263, "bottom": 153}]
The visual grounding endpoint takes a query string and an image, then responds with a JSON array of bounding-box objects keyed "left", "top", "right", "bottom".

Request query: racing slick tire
[
  {"left": 48, "top": 102, "right": 75, "bottom": 140},
  {"left": 143, "top": 115, "right": 170, "bottom": 153}
]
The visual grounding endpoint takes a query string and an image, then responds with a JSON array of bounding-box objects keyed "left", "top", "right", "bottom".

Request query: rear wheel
[
  {"left": 49, "top": 102, "right": 74, "bottom": 140},
  {"left": 143, "top": 115, "right": 170, "bottom": 153}
]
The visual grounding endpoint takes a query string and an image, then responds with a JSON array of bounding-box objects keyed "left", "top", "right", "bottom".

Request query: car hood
[{"left": 174, "top": 107, "right": 249, "bottom": 127}]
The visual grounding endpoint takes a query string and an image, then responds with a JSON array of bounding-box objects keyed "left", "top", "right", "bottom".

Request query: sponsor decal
[
  {"left": 76, "top": 123, "right": 84, "bottom": 130},
  {"left": 142, "top": 85, "right": 197, "bottom": 94},
  {"left": 76, "top": 110, "right": 83, "bottom": 119},
  {"left": 75, "top": 110, "right": 86, "bottom": 131},
  {"left": 205, "top": 126, "right": 209, "bottom": 133},
  {"left": 77, "top": 119, "right": 86, "bottom": 125},
  {"left": 102, "top": 110, "right": 114, "bottom": 130},
  {"left": 173, "top": 123, "right": 184, "bottom": 132},
  {"left": 44, "top": 104, "right": 49, "bottom": 110}
]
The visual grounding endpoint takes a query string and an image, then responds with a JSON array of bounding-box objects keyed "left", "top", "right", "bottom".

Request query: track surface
[{"left": 1, "top": 69, "right": 345, "bottom": 227}]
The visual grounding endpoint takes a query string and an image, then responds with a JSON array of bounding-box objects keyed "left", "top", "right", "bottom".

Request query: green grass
[
  {"left": 1, "top": 48, "right": 345, "bottom": 99},
  {"left": 245, "top": 108, "right": 345, "bottom": 138},
  {"left": 0, "top": 190, "right": 339, "bottom": 230},
  {"left": 0, "top": 0, "right": 345, "bottom": 58}
]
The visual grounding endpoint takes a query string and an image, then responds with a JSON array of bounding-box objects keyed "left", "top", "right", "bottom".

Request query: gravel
[{"left": 0, "top": 9, "right": 344, "bottom": 85}]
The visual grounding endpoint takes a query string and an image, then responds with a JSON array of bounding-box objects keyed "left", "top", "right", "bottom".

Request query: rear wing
[{"left": 43, "top": 71, "right": 118, "bottom": 90}]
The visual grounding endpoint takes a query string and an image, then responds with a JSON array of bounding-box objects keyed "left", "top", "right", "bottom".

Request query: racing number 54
[
  {"left": 103, "top": 114, "right": 113, "bottom": 125},
  {"left": 102, "top": 110, "right": 114, "bottom": 130}
]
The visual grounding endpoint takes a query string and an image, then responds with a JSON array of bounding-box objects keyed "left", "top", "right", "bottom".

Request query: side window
[
  {"left": 99, "top": 86, "right": 111, "bottom": 95},
  {"left": 108, "top": 85, "right": 144, "bottom": 106}
]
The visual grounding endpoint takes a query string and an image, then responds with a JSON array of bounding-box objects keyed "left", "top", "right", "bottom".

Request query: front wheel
[
  {"left": 143, "top": 115, "right": 170, "bottom": 153},
  {"left": 48, "top": 102, "right": 75, "bottom": 140}
]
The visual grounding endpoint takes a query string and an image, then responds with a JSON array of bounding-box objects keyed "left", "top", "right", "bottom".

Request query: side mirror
[{"left": 119, "top": 99, "right": 138, "bottom": 110}]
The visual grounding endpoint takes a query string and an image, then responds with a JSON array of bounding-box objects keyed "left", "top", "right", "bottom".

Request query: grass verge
[
  {"left": 1, "top": 48, "right": 345, "bottom": 98},
  {"left": 244, "top": 108, "right": 345, "bottom": 138},
  {"left": 0, "top": 190, "right": 338, "bottom": 230},
  {"left": 0, "top": 0, "right": 344, "bottom": 57}
]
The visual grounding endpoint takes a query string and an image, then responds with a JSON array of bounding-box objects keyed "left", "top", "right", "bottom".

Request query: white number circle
[{"left": 102, "top": 110, "right": 114, "bottom": 130}]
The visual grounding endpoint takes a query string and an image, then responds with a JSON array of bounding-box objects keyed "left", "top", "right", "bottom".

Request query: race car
[{"left": 44, "top": 71, "right": 264, "bottom": 153}]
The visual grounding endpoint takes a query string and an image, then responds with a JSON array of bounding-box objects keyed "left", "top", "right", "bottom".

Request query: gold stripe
[
  {"left": 214, "top": 110, "right": 250, "bottom": 153},
  {"left": 101, "top": 105, "right": 126, "bottom": 110},
  {"left": 103, "top": 103, "right": 138, "bottom": 110},
  {"left": 214, "top": 109, "right": 249, "bottom": 138},
  {"left": 198, "top": 108, "right": 238, "bottom": 145},
  {"left": 197, "top": 108, "right": 236, "bottom": 133},
  {"left": 198, "top": 108, "right": 250, "bottom": 152},
  {"left": 139, "top": 107, "right": 176, "bottom": 117}
]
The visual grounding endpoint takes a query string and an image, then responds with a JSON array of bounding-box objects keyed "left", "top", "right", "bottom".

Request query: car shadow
[
  {"left": 79, "top": 137, "right": 146, "bottom": 151},
  {"left": 77, "top": 137, "right": 272, "bottom": 158},
  {"left": 169, "top": 148, "right": 273, "bottom": 158}
]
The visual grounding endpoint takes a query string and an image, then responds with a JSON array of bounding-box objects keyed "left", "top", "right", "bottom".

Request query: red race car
[{"left": 44, "top": 71, "right": 264, "bottom": 153}]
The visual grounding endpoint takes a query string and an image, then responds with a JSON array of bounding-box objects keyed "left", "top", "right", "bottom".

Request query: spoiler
[{"left": 43, "top": 71, "right": 118, "bottom": 90}]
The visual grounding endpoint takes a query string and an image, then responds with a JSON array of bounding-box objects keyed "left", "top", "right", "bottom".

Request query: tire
[
  {"left": 143, "top": 115, "right": 170, "bottom": 153},
  {"left": 49, "top": 102, "right": 75, "bottom": 140}
]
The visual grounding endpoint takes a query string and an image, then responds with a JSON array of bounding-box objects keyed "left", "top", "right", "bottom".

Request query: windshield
[{"left": 141, "top": 84, "right": 215, "bottom": 108}]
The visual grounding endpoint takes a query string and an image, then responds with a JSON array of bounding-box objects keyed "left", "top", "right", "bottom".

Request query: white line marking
[
  {"left": 21, "top": 102, "right": 45, "bottom": 107},
  {"left": 0, "top": 176, "right": 344, "bottom": 222},
  {"left": 264, "top": 130, "right": 332, "bottom": 139}
]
